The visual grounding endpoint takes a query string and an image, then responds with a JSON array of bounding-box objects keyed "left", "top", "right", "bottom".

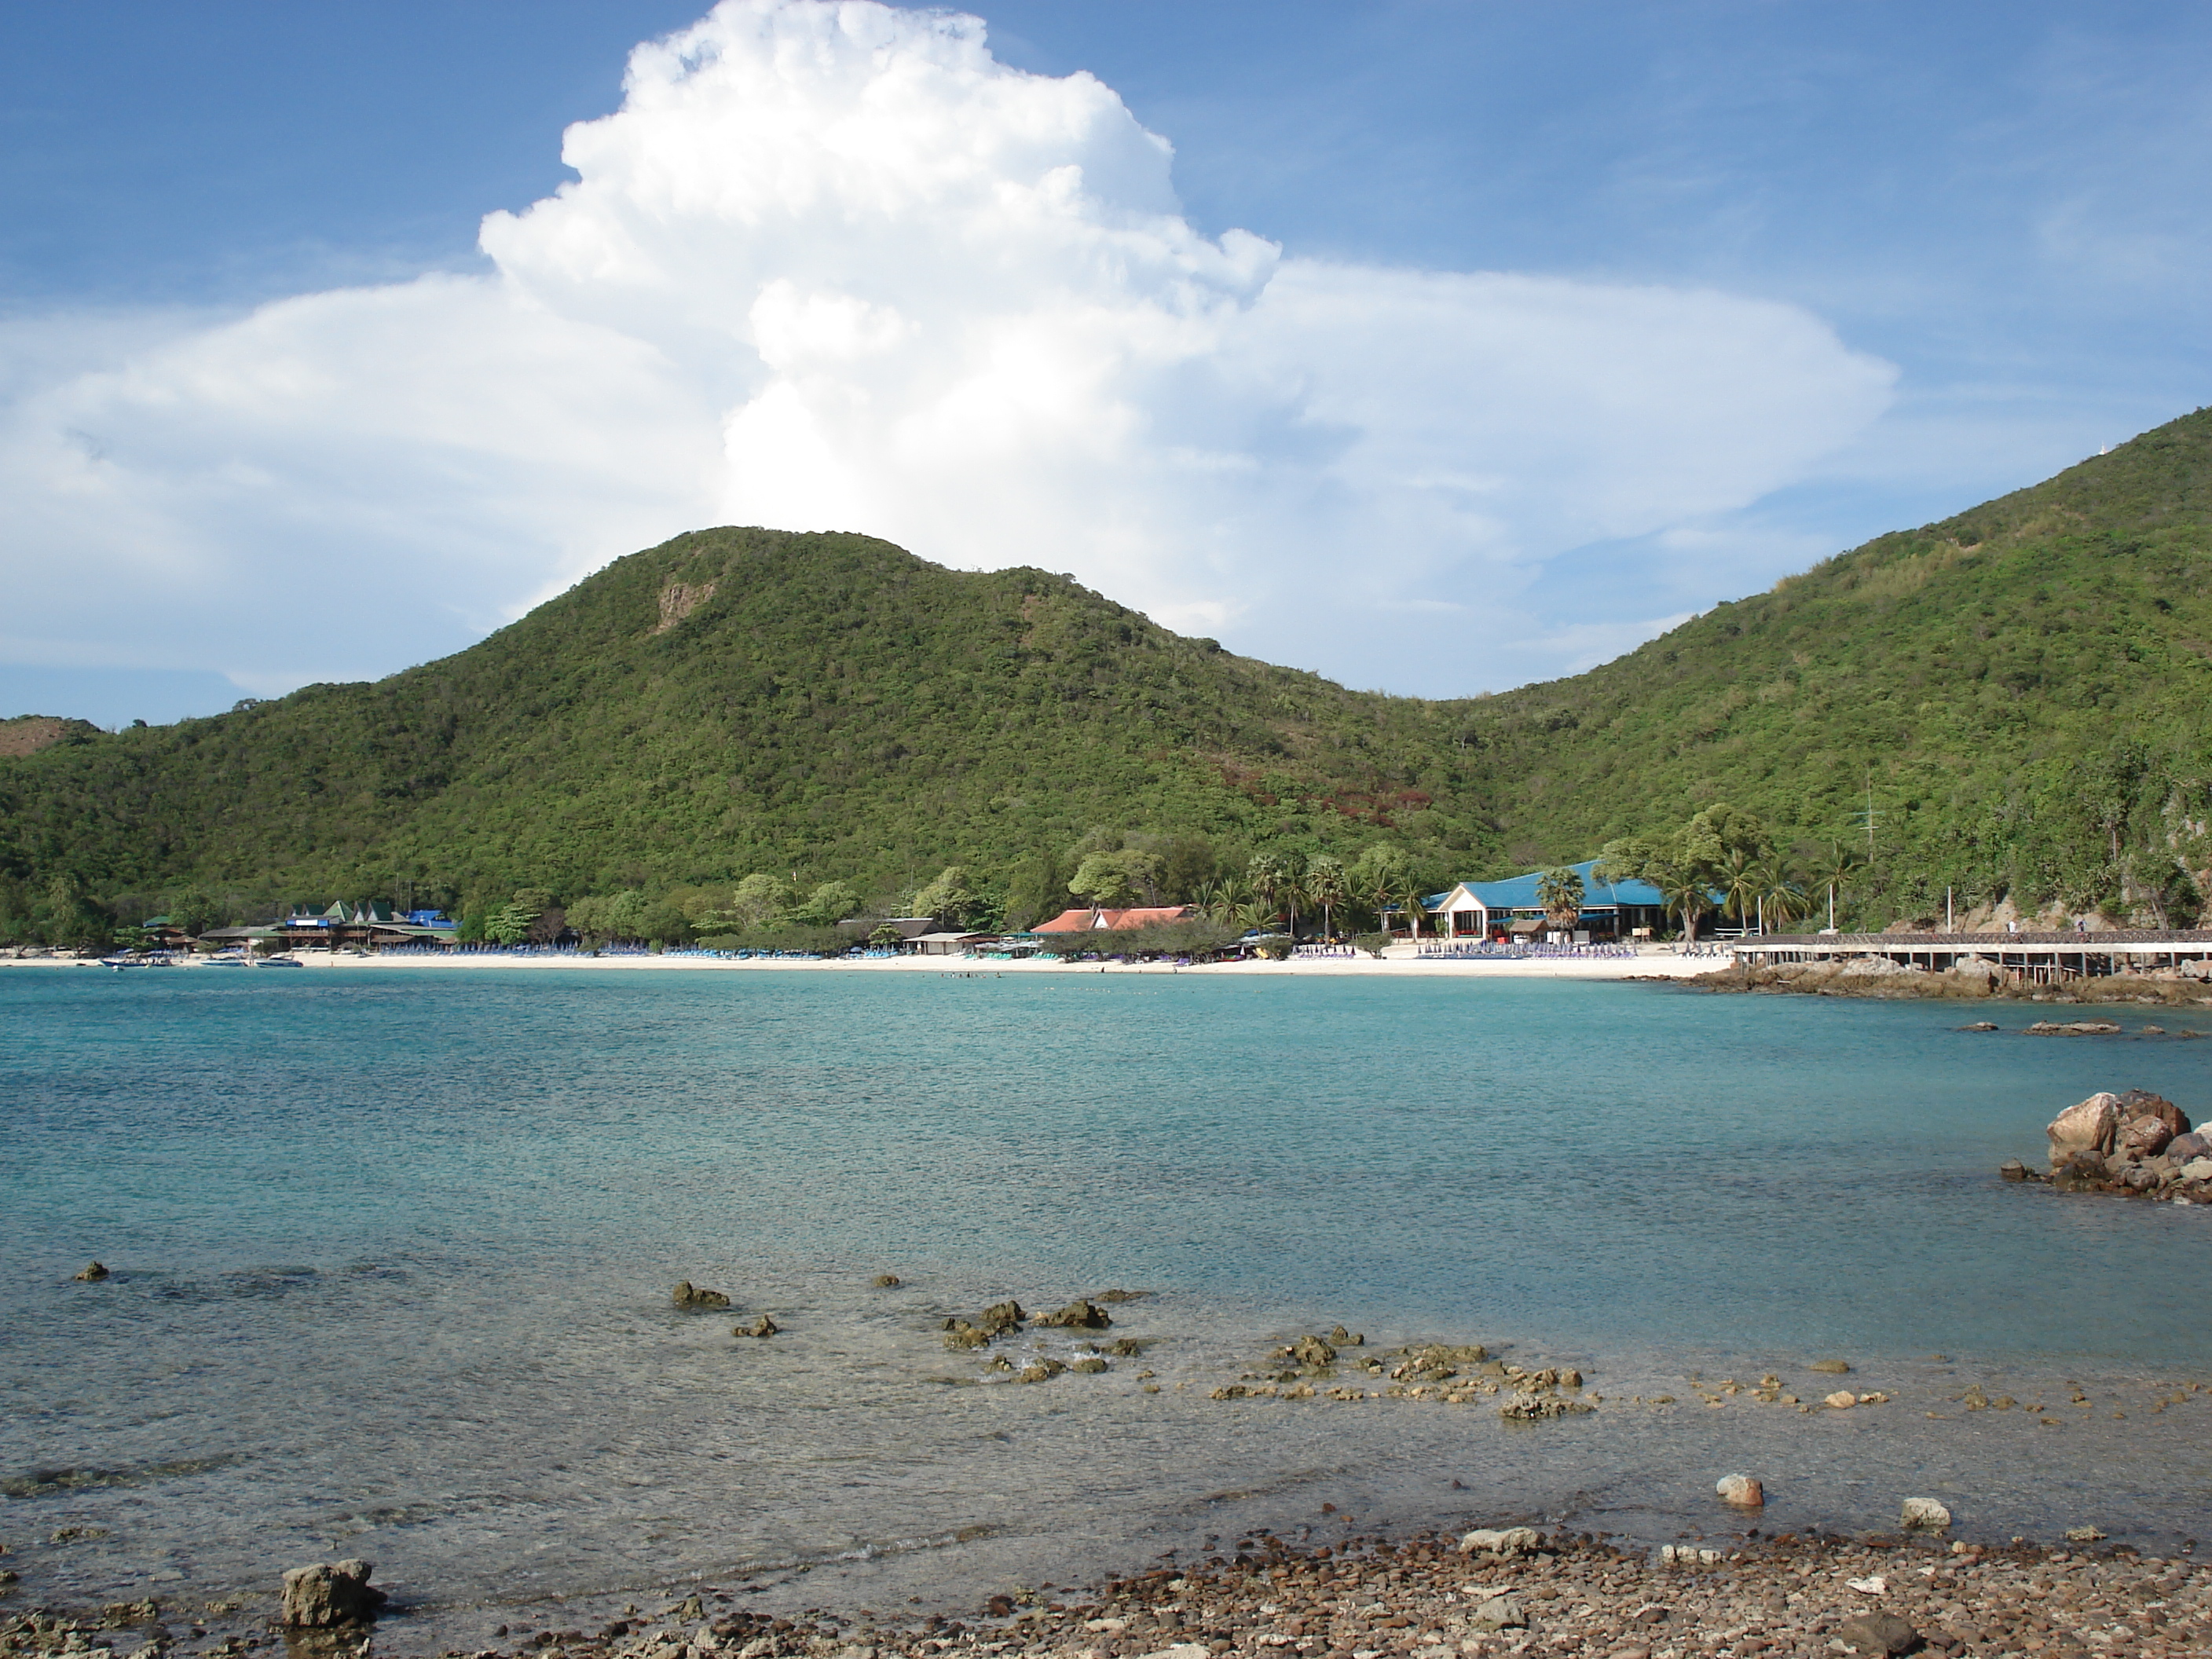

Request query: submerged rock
[
  {"left": 73, "top": 1262, "right": 110, "bottom": 1282},
  {"left": 672, "top": 1280, "right": 731, "bottom": 1310},
  {"left": 1901, "top": 1496, "right": 1953, "bottom": 1530},
  {"left": 943, "top": 1322, "right": 991, "bottom": 1350},
  {"left": 870, "top": 1274, "right": 902, "bottom": 1288},
  {"left": 1715, "top": 1474, "right": 1764, "bottom": 1507},
  {"left": 1035, "top": 1299, "right": 1112, "bottom": 1329},
  {"left": 978, "top": 1299, "right": 1025, "bottom": 1335},
  {"left": 280, "top": 1560, "right": 386, "bottom": 1628},
  {"left": 734, "top": 1315, "right": 778, "bottom": 1339},
  {"left": 1807, "top": 1359, "right": 1853, "bottom": 1374},
  {"left": 1092, "top": 1287, "right": 1150, "bottom": 1302},
  {"left": 1499, "top": 1392, "right": 1593, "bottom": 1421}
]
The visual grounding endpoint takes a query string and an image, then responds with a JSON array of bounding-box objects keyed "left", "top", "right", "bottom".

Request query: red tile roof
[{"left": 1032, "top": 905, "right": 1193, "bottom": 933}]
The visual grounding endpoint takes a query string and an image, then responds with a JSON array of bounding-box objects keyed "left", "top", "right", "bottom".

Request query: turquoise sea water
[{"left": 5, "top": 967, "right": 2211, "bottom": 1644}]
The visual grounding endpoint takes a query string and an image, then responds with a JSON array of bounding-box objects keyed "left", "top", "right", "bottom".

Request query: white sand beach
[{"left": 1, "top": 946, "right": 1725, "bottom": 980}]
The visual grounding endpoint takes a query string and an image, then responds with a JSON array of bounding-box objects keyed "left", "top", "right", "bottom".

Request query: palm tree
[
  {"left": 1278, "top": 867, "right": 1309, "bottom": 942},
  {"left": 1247, "top": 853, "right": 1287, "bottom": 936},
  {"left": 1720, "top": 849, "right": 1762, "bottom": 934},
  {"left": 1535, "top": 866, "right": 1586, "bottom": 936},
  {"left": 1807, "top": 841, "right": 1866, "bottom": 932},
  {"left": 1393, "top": 876, "right": 1431, "bottom": 943},
  {"left": 1660, "top": 866, "right": 1713, "bottom": 944},
  {"left": 1752, "top": 855, "right": 1808, "bottom": 934},
  {"left": 1357, "top": 866, "right": 1397, "bottom": 935},
  {"left": 1305, "top": 855, "right": 1348, "bottom": 940},
  {"left": 1216, "top": 875, "right": 1254, "bottom": 923}
]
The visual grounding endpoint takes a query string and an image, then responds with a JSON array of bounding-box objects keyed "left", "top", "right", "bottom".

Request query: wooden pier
[{"left": 1730, "top": 929, "right": 2212, "bottom": 985}]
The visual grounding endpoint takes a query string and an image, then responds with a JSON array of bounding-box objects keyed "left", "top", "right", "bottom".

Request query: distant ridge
[{"left": 8, "top": 406, "right": 2212, "bottom": 928}]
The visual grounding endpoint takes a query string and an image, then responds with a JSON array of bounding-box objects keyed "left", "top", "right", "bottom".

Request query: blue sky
[{"left": 4, "top": 1, "right": 2209, "bottom": 727}]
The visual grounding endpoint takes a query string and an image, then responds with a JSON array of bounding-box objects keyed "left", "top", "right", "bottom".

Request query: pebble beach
[{"left": 14, "top": 1525, "right": 2210, "bottom": 1659}]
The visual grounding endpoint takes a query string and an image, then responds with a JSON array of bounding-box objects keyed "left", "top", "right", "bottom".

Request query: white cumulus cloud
[{"left": 0, "top": 0, "right": 1895, "bottom": 701}]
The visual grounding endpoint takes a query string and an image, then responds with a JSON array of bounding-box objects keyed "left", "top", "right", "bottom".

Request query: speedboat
[{"left": 255, "top": 954, "right": 305, "bottom": 969}]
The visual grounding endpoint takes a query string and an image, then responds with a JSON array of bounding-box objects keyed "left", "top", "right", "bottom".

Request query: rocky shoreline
[
  {"left": 13, "top": 1525, "right": 2210, "bottom": 1659},
  {"left": 1685, "top": 957, "right": 2212, "bottom": 1006}
]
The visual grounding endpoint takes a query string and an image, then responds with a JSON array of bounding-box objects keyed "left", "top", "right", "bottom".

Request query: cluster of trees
[
  {"left": 0, "top": 873, "right": 134, "bottom": 951},
  {"left": 432, "top": 831, "right": 1444, "bottom": 955},
  {"left": 1596, "top": 803, "right": 1867, "bottom": 942}
]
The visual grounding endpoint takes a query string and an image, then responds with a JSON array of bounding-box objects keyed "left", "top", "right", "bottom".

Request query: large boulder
[
  {"left": 2047, "top": 1093, "right": 2122, "bottom": 1163},
  {"left": 2122, "top": 1115, "right": 2177, "bottom": 1156},
  {"left": 280, "top": 1560, "right": 386, "bottom": 1628},
  {"left": 2115, "top": 1090, "right": 2190, "bottom": 1136}
]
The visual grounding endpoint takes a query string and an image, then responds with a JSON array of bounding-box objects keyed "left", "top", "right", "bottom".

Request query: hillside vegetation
[
  {"left": 0, "top": 529, "right": 1503, "bottom": 937},
  {"left": 1470, "top": 405, "right": 2212, "bottom": 925},
  {"left": 7, "top": 406, "right": 2212, "bottom": 942}
]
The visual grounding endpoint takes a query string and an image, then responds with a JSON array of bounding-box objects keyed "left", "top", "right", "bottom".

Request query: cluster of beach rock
[
  {"left": 2004, "top": 1089, "right": 2212, "bottom": 1200},
  {"left": 1203, "top": 1337, "right": 1593, "bottom": 1423},
  {"left": 937, "top": 1296, "right": 1150, "bottom": 1384}
]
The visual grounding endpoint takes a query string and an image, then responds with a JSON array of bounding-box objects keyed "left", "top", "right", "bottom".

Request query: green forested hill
[
  {"left": 1468, "top": 405, "right": 2212, "bottom": 923},
  {"left": 7, "top": 406, "right": 2212, "bottom": 939},
  {"left": 0, "top": 529, "right": 1505, "bottom": 932}
]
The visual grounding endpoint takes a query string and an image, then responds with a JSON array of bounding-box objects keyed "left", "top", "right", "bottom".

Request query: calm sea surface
[{"left": 4, "top": 967, "right": 2210, "bottom": 1646}]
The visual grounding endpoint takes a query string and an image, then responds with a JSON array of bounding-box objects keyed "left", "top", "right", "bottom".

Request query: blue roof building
[{"left": 1408, "top": 859, "right": 1669, "bottom": 940}]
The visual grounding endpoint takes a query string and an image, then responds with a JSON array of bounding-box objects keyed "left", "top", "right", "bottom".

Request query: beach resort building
[{"left": 1405, "top": 859, "right": 1667, "bottom": 942}]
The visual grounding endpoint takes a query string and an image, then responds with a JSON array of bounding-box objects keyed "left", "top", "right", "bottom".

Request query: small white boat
[{"left": 255, "top": 954, "right": 304, "bottom": 969}]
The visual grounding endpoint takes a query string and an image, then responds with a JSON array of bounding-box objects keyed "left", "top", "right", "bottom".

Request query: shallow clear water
[{"left": 4, "top": 967, "right": 2210, "bottom": 1646}]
